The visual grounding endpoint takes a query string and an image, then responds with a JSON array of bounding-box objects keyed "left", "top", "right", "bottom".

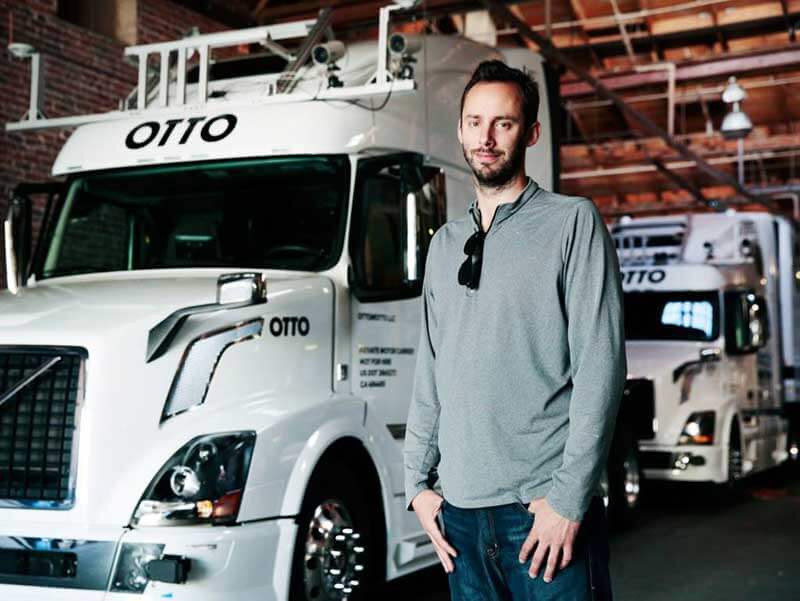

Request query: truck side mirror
[
  {"left": 699, "top": 347, "right": 721, "bottom": 362},
  {"left": 217, "top": 272, "right": 267, "bottom": 305},
  {"left": 3, "top": 194, "right": 32, "bottom": 294},
  {"left": 724, "top": 290, "right": 769, "bottom": 355}
]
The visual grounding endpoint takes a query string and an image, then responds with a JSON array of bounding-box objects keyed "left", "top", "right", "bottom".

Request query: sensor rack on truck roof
[
  {"left": 612, "top": 212, "right": 766, "bottom": 268},
  {"left": 6, "top": 4, "right": 417, "bottom": 133},
  {"left": 612, "top": 218, "right": 688, "bottom": 267}
]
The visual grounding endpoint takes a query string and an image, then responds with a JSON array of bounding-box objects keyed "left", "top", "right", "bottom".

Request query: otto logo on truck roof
[{"left": 125, "top": 114, "right": 238, "bottom": 149}]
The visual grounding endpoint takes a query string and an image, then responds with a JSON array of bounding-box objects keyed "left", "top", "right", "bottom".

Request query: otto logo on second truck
[
  {"left": 621, "top": 269, "right": 666, "bottom": 285},
  {"left": 125, "top": 114, "right": 238, "bottom": 149}
]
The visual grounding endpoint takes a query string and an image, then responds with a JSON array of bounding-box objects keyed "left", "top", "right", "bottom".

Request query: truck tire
[
  {"left": 607, "top": 426, "right": 642, "bottom": 528},
  {"left": 289, "top": 463, "right": 384, "bottom": 601}
]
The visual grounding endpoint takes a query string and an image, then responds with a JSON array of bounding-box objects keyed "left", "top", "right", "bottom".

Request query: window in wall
[{"left": 58, "top": 0, "right": 137, "bottom": 45}]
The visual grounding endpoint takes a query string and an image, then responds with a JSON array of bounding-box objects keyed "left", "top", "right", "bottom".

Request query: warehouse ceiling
[{"left": 176, "top": 0, "right": 800, "bottom": 216}]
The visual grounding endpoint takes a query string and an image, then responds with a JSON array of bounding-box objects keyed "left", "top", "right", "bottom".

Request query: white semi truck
[
  {"left": 611, "top": 212, "right": 796, "bottom": 493},
  {"left": 0, "top": 5, "right": 598, "bottom": 600}
]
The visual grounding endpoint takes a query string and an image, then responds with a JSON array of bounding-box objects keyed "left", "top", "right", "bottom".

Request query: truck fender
[
  {"left": 718, "top": 403, "right": 742, "bottom": 480},
  {"left": 279, "top": 399, "right": 393, "bottom": 520},
  {"left": 269, "top": 401, "right": 395, "bottom": 601}
]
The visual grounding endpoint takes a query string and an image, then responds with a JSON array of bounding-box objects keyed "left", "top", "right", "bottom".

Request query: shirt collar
[{"left": 468, "top": 177, "right": 540, "bottom": 232}]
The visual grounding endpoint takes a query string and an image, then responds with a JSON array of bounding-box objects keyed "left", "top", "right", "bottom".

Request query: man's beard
[{"left": 462, "top": 132, "right": 527, "bottom": 189}]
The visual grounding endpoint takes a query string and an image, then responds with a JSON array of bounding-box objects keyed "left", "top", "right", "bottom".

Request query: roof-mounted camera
[
  {"left": 312, "top": 41, "right": 346, "bottom": 88},
  {"left": 388, "top": 33, "right": 420, "bottom": 80}
]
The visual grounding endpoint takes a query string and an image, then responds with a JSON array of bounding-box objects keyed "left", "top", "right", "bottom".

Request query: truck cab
[{"left": 613, "top": 213, "right": 793, "bottom": 487}]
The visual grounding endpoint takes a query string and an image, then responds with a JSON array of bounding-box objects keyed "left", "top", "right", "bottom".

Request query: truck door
[
  {"left": 348, "top": 153, "right": 446, "bottom": 451},
  {"left": 754, "top": 294, "right": 775, "bottom": 407}
]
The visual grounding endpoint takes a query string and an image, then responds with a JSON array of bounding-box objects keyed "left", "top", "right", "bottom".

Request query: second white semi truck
[{"left": 611, "top": 211, "right": 796, "bottom": 495}]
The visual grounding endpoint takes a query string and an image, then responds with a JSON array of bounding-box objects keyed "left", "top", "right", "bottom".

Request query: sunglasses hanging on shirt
[{"left": 458, "top": 230, "right": 485, "bottom": 289}]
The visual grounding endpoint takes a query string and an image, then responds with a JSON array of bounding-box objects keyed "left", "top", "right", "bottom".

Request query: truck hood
[
  {"left": 625, "top": 339, "right": 725, "bottom": 445},
  {"left": 625, "top": 340, "right": 709, "bottom": 383},
  {"left": 0, "top": 271, "right": 337, "bottom": 529},
  {"left": 0, "top": 272, "right": 265, "bottom": 346}
]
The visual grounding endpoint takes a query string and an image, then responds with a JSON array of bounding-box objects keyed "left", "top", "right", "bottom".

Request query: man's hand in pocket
[
  {"left": 411, "top": 490, "right": 458, "bottom": 573},
  {"left": 518, "top": 497, "right": 580, "bottom": 584}
]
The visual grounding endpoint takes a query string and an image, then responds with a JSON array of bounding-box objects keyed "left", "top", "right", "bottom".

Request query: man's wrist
[
  {"left": 406, "top": 485, "right": 431, "bottom": 511},
  {"left": 544, "top": 491, "right": 583, "bottom": 523}
]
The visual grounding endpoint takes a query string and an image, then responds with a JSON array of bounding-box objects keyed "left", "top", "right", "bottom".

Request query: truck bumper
[
  {"left": 0, "top": 518, "right": 298, "bottom": 601},
  {"left": 639, "top": 443, "right": 726, "bottom": 483}
]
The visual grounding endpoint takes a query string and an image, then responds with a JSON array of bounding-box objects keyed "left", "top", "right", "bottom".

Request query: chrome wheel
[
  {"left": 606, "top": 426, "right": 643, "bottom": 528},
  {"left": 303, "top": 499, "right": 365, "bottom": 601}
]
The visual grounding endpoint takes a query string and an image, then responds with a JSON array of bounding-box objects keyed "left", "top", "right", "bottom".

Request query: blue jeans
[{"left": 439, "top": 496, "right": 612, "bottom": 601}]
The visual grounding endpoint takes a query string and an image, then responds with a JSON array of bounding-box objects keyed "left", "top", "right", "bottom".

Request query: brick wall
[{"left": 0, "top": 0, "right": 229, "bottom": 285}]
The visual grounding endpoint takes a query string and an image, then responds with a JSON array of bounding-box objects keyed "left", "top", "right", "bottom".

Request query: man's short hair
[{"left": 460, "top": 60, "right": 540, "bottom": 131}]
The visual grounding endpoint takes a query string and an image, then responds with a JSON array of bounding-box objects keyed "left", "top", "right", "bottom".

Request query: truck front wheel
[
  {"left": 289, "top": 464, "right": 384, "bottom": 601},
  {"left": 607, "top": 426, "right": 642, "bottom": 528}
]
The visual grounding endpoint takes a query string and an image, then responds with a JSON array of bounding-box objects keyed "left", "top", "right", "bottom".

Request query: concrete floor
[{"left": 383, "top": 464, "right": 800, "bottom": 601}]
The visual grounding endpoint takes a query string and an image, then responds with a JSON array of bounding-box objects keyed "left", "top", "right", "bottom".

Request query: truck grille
[{"left": 0, "top": 347, "right": 86, "bottom": 507}]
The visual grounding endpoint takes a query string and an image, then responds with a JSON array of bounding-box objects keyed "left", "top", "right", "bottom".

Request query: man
[{"left": 403, "top": 60, "right": 626, "bottom": 600}]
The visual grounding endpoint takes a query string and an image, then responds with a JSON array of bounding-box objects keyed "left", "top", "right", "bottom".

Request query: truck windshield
[
  {"left": 37, "top": 156, "right": 349, "bottom": 278},
  {"left": 624, "top": 291, "right": 720, "bottom": 341}
]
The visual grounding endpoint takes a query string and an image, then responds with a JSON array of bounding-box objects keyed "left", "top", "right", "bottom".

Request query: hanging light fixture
[
  {"left": 720, "top": 76, "right": 752, "bottom": 185},
  {"left": 720, "top": 77, "right": 752, "bottom": 140}
]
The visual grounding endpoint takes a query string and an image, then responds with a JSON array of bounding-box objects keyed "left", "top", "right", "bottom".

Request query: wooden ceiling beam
[
  {"left": 251, "top": 0, "right": 270, "bottom": 19},
  {"left": 485, "top": 0, "right": 772, "bottom": 211},
  {"left": 562, "top": 47, "right": 800, "bottom": 97},
  {"left": 255, "top": 0, "right": 375, "bottom": 22},
  {"left": 253, "top": 0, "right": 523, "bottom": 25},
  {"left": 609, "top": 0, "right": 637, "bottom": 63},
  {"left": 780, "top": 0, "right": 797, "bottom": 41},
  {"left": 709, "top": 3, "right": 729, "bottom": 53},
  {"left": 562, "top": 130, "right": 800, "bottom": 167},
  {"left": 651, "top": 156, "right": 707, "bottom": 204},
  {"left": 543, "top": 12, "right": 799, "bottom": 51},
  {"left": 509, "top": 4, "right": 538, "bottom": 50},
  {"left": 567, "top": 0, "right": 587, "bottom": 22},
  {"left": 561, "top": 0, "right": 605, "bottom": 69}
]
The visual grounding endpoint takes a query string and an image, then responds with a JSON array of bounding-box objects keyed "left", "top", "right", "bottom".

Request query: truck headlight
[
  {"left": 678, "top": 412, "right": 715, "bottom": 445},
  {"left": 132, "top": 432, "right": 255, "bottom": 527}
]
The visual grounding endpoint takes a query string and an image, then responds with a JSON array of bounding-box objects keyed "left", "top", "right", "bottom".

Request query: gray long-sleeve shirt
[{"left": 403, "top": 178, "right": 627, "bottom": 522}]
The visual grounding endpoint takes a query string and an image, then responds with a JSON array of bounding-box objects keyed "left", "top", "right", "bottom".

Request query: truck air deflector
[
  {"left": 161, "top": 319, "right": 264, "bottom": 421},
  {"left": 146, "top": 272, "right": 267, "bottom": 363}
]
